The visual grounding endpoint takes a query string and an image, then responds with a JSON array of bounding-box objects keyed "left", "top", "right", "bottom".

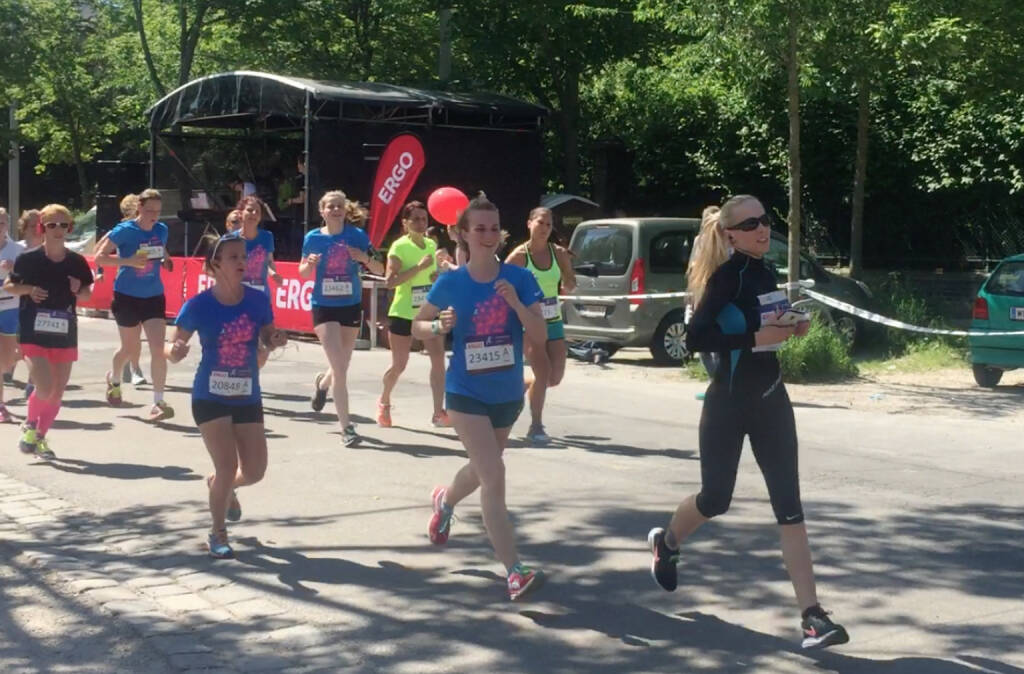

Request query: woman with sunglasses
[
  {"left": 4, "top": 205, "right": 94, "bottom": 459},
  {"left": 166, "top": 233, "right": 288, "bottom": 559},
  {"left": 0, "top": 207, "right": 26, "bottom": 423},
  {"left": 300, "top": 190, "right": 383, "bottom": 447},
  {"left": 95, "top": 188, "right": 174, "bottom": 421},
  {"left": 646, "top": 195, "right": 849, "bottom": 650}
]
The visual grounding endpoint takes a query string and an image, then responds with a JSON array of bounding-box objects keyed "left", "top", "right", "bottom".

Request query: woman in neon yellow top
[
  {"left": 506, "top": 207, "right": 576, "bottom": 445},
  {"left": 378, "top": 201, "right": 452, "bottom": 428}
]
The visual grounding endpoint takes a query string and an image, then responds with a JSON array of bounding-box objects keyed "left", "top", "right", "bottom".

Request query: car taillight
[
  {"left": 973, "top": 297, "right": 989, "bottom": 320},
  {"left": 629, "top": 258, "right": 646, "bottom": 305}
]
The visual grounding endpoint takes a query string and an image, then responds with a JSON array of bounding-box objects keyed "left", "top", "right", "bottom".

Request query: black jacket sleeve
[{"left": 685, "top": 265, "right": 757, "bottom": 353}]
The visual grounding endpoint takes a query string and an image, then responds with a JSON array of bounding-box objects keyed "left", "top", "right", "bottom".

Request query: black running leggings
[{"left": 695, "top": 382, "right": 804, "bottom": 525}]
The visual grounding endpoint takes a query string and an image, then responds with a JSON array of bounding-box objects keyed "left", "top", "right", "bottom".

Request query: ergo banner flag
[{"left": 367, "top": 133, "right": 426, "bottom": 248}]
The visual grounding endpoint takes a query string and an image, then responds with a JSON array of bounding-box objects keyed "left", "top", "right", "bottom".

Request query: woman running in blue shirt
[
  {"left": 412, "top": 193, "right": 548, "bottom": 601},
  {"left": 166, "top": 233, "right": 288, "bottom": 559},
  {"left": 299, "top": 191, "right": 384, "bottom": 447}
]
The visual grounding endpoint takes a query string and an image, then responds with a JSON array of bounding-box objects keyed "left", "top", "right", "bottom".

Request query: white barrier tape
[
  {"left": 557, "top": 291, "right": 690, "bottom": 301},
  {"left": 801, "top": 288, "right": 1024, "bottom": 337}
]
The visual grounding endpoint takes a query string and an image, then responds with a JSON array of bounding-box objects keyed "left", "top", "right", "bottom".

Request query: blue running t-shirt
[
  {"left": 175, "top": 286, "right": 273, "bottom": 405},
  {"left": 242, "top": 229, "right": 275, "bottom": 293},
  {"left": 108, "top": 220, "right": 169, "bottom": 298},
  {"left": 427, "top": 264, "right": 543, "bottom": 404},
  {"left": 302, "top": 225, "right": 370, "bottom": 308}
]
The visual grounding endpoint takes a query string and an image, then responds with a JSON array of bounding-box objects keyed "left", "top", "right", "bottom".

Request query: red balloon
[{"left": 427, "top": 187, "right": 470, "bottom": 226}]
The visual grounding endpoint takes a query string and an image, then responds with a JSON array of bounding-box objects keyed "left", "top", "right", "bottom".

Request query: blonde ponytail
[{"left": 686, "top": 195, "right": 761, "bottom": 309}]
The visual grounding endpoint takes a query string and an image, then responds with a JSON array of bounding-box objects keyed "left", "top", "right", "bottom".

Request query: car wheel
[
  {"left": 650, "top": 311, "right": 688, "bottom": 364},
  {"left": 972, "top": 364, "right": 1003, "bottom": 388}
]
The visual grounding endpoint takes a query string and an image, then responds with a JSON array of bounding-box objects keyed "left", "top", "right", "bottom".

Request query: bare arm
[
  {"left": 505, "top": 245, "right": 527, "bottom": 267},
  {"left": 385, "top": 254, "right": 432, "bottom": 289},
  {"left": 94, "top": 237, "right": 144, "bottom": 269},
  {"left": 298, "top": 253, "right": 319, "bottom": 279},
  {"left": 555, "top": 245, "right": 577, "bottom": 293}
]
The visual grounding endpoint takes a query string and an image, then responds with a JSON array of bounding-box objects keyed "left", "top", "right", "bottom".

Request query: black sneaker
[
  {"left": 801, "top": 604, "right": 849, "bottom": 650},
  {"left": 311, "top": 373, "right": 328, "bottom": 412},
  {"left": 647, "top": 527, "right": 678, "bottom": 592}
]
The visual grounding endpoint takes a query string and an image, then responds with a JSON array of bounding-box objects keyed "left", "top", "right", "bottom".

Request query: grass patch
[
  {"left": 683, "top": 358, "right": 709, "bottom": 382},
  {"left": 778, "top": 319, "right": 858, "bottom": 382},
  {"left": 857, "top": 339, "right": 967, "bottom": 375}
]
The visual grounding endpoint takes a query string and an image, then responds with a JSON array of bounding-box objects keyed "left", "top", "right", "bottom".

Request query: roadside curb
[{"left": 0, "top": 471, "right": 356, "bottom": 673}]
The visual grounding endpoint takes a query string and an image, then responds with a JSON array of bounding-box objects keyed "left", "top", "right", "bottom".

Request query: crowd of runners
[{"left": 0, "top": 189, "right": 849, "bottom": 651}]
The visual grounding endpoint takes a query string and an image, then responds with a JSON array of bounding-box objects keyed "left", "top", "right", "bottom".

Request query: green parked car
[{"left": 969, "top": 253, "right": 1024, "bottom": 387}]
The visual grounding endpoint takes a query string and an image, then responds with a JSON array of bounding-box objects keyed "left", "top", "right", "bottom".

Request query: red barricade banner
[
  {"left": 81, "top": 256, "right": 319, "bottom": 334},
  {"left": 367, "top": 133, "right": 426, "bottom": 248}
]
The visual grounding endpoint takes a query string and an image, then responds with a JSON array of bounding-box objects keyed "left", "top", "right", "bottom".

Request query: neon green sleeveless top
[
  {"left": 387, "top": 234, "right": 437, "bottom": 320},
  {"left": 525, "top": 243, "right": 563, "bottom": 323}
]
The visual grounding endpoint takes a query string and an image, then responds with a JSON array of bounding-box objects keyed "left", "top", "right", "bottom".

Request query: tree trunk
[
  {"left": 179, "top": 1, "right": 210, "bottom": 87},
  {"left": 558, "top": 67, "right": 582, "bottom": 193},
  {"left": 132, "top": 0, "right": 166, "bottom": 97},
  {"left": 849, "top": 73, "right": 870, "bottom": 278},
  {"left": 70, "top": 125, "right": 90, "bottom": 209},
  {"left": 785, "top": 2, "right": 801, "bottom": 302}
]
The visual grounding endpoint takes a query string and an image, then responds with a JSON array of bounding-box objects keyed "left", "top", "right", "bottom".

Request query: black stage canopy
[{"left": 145, "top": 71, "right": 548, "bottom": 259}]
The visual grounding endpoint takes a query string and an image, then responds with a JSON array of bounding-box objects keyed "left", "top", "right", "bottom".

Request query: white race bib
[
  {"left": 34, "top": 310, "right": 70, "bottom": 335},
  {"left": 411, "top": 284, "right": 430, "bottom": 308},
  {"left": 242, "top": 281, "right": 266, "bottom": 293},
  {"left": 138, "top": 244, "right": 165, "bottom": 260},
  {"left": 465, "top": 335, "right": 514, "bottom": 374},
  {"left": 322, "top": 277, "right": 353, "bottom": 297},
  {"left": 541, "top": 297, "right": 561, "bottom": 321},
  {"left": 209, "top": 369, "right": 253, "bottom": 397}
]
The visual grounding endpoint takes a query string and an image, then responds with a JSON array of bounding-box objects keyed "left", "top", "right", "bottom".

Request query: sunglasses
[
  {"left": 44, "top": 222, "right": 71, "bottom": 230},
  {"left": 727, "top": 213, "right": 772, "bottom": 232}
]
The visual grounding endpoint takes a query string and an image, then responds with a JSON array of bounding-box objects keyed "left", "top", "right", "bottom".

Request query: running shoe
[
  {"left": 18, "top": 421, "right": 38, "bottom": 454},
  {"left": 34, "top": 437, "right": 55, "bottom": 461},
  {"left": 647, "top": 527, "right": 679, "bottom": 592},
  {"left": 431, "top": 410, "right": 452, "bottom": 428},
  {"left": 207, "top": 529, "right": 234, "bottom": 560},
  {"left": 0, "top": 403, "right": 12, "bottom": 424},
  {"left": 507, "top": 564, "right": 543, "bottom": 601},
  {"left": 800, "top": 605, "right": 850, "bottom": 650},
  {"left": 376, "top": 400, "right": 393, "bottom": 428},
  {"left": 130, "top": 368, "right": 147, "bottom": 386},
  {"left": 147, "top": 401, "right": 174, "bottom": 422},
  {"left": 341, "top": 424, "right": 359, "bottom": 447},
  {"left": 525, "top": 423, "right": 550, "bottom": 446},
  {"left": 428, "top": 486, "right": 453, "bottom": 545},
  {"left": 226, "top": 490, "right": 242, "bottom": 522},
  {"left": 311, "top": 373, "right": 327, "bottom": 412},
  {"left": 105, "top": 372, "right": 122, "bottom": 406}
]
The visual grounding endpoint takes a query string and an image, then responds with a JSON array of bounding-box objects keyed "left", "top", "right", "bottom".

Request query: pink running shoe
[
  {"left": 507, "top": 565, "right": 543, "bottom": 601},
  {"left": 428, "top": 486, "right": 452, "bottom": 545}
]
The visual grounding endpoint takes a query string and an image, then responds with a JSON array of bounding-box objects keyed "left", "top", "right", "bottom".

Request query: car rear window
[
  {"left": 571, "top": 225, "right": 633, "bottom": 276},
  {"left": 986, "top": 261, "right": 1024, "bottom": 297},
  {"left": 649, "top": 231, "right": 693, "bottom": 274}
]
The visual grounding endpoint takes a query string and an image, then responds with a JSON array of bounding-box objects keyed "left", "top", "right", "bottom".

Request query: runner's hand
[
  {"left": 169, "top": 339, "right": 190, "bottom": 361},
  {"left": 306, "top": 253, "right": 321, "bottom": 266},
  {"left": 29, "top": 286, "right": 48, "bottom": 303},
  {"left": 269, "top": 329, "right": 288, "bottom": 349},
  {"left": 418, "top": 254, "right": 433, "bottom": 270},
  {"left": 162, "top": 257, "right": 174, "bottom": 271},
  {"left": 438, "top": 307, "right": 456, "bottom": 334},
  {"left": 68, "top": 276, "right": 81, "bottom": 294},
  {"left": 271, "top": 272, "right": 283, "bottom": 285},
  {"left": 494, "top": 279, "right": 520, "bottom": 309},
  {"left": 0, "top": 260, "right": 12, "bottom": 273},
  {"left": 127, "top": 254, "right": 148, "bottom": 269},
  {"left": 755, "top": 324, "right": 796, "bottom": 347},
  {"left": 794, "top": 317, "right": 811, "bottom": 337},
  {"left": 347, "top": 246, "right": 369, "bottom": 264}
]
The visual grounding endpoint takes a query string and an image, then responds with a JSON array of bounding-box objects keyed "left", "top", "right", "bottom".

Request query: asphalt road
[{"left": 1, "top": 317, "right": 1021, "bottom": 673}]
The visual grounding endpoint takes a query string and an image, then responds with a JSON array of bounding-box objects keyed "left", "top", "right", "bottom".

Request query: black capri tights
[{"left": 695, "top": 383, "right": 804, "bottom": 525}]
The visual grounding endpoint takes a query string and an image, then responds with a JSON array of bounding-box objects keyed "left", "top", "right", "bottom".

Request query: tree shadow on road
[{"left": 42, "top": 457, "right": 202, "bottom": 482}]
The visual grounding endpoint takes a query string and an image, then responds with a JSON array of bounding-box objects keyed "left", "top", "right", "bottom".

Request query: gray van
[
  {"left": 563, "top": 217, "right": 875, "bottom": 363},
  {"left": 564, "top": 218, "right": 697, "bottom": 363}
]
